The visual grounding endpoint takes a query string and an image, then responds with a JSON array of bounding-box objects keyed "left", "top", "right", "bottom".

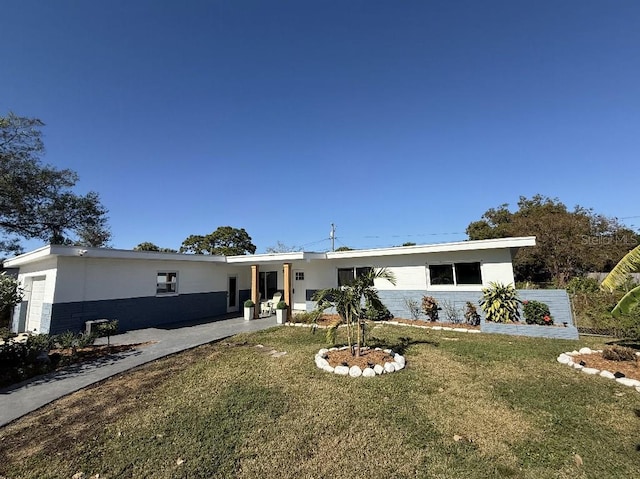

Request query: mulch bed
[
  {"left": 571, "top": 353, "right": 639, "bottom": 381},
  {"left": 392, "top": 318, "right": 481, "bottom": 330},
  {"left": 325, "top": 348, "right": 393, "bottom": 369}
]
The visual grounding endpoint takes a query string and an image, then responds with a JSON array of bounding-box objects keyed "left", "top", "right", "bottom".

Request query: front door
[
  {"left": 227, "top": 275, "right": 238, "bottom": 313},
  {"left": 26, "top": 277, "right": 46, "bottom": 333},
  {"left": 292, "top": 270, "right": 306, "bottom": 310}
]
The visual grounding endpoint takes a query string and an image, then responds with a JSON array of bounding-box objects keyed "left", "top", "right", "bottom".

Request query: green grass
[{"left": 1, "top": 325, "right": 639, "bottom": 478}]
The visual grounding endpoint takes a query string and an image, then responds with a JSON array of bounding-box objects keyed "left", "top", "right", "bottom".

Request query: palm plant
[
  {"left": 313, "top": 267, "right": 396, "bottom": 357},
  {"left": 600, "top": 245, "right": 640, "bottom": 317}
]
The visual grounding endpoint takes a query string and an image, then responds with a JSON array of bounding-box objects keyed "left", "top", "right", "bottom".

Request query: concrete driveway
[{"left": 0, "top": 315, "right": 278, "bottom": 427}]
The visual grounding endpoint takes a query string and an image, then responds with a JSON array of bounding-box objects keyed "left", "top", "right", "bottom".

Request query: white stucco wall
[
  {"left": 54, "top": 257, "right": 236, "bottom": 303},
  {"left": 301, "top": 248, "right": 515, "bottom": 293}
]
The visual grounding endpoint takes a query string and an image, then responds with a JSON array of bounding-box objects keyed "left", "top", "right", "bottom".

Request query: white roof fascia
[
  {"left": 4, "top": 245, "right": 227, "bottom": 267},
  {"left": 226, "top": 252, "right": 327, "bottom": 264},
  {"left": 325, "top": 236, "right": 536, "bottom": 259}
]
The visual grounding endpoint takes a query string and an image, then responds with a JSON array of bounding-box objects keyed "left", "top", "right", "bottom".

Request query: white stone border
[
  {"left": 315, "top": 346, "right": 406, "bottom": 377},
  {"left": 557, "top": 347, "right": 640, "bottom": 394},
  {"left": 381, "top": 320, "right": 482, "bottom": 334}
]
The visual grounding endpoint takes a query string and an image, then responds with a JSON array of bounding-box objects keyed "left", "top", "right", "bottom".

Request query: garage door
[{"left": 26, "top": 277, "right": 46, "bottom": 333}]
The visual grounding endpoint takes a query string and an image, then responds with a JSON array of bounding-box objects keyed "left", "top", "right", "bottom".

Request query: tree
[
  {"left": 601, "top": 245, "right": 640, "bottom": 317},
  {"left": 0, "top": 272, "right": 22, "bottom": 328},
  {"left": 265, "top": 241, "right": 300, "bottom": 253},
  {"left": 179, "top": 226, "right": 256, "bottom": 256},
  {"left": 134, "top": 242, "right": 177, "bottom": 253},
  {"left": 466, "top": 195, "right": 637, "bottom": 285},
  {"left": 334, "top": 246, "right": 353, "bottom": 252},
  {"left": 313, "top": 268, "right": 396, "bottom": 357},
  {"left": 0, "top": 112, "right": 111, "bottom": 254}
]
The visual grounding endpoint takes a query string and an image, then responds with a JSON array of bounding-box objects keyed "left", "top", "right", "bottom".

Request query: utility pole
[{"left": 330, "top": 223, "right": 335, "bottom": 251}]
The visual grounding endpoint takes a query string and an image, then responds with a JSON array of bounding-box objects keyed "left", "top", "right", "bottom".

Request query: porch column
[
  {"left": 283, "top": 262, "right": 292, "bottom": 315},
  {"left": 251, "top": 264, "right": 259, "bottom": 319}
]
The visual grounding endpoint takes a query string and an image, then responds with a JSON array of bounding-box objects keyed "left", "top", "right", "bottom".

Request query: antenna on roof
[{"left": 329, "top": 223, "right": 336, "bottom": 252}]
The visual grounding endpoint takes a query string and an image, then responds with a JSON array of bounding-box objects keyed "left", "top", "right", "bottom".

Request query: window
[
  {"left": 337, "top": 267, "right": 372, "bottom": 286},
  {"left": 428, "top": 263, "right": 482, "bottom": 286},
  {"left": 295, "top": 271, "right": 304, "bottom": 281},
  {"left": 157, "top": 272, "right": 178, "bottom": 294},
  {"left": 259, "top": 271, "right": 278, "bottom": 302}
]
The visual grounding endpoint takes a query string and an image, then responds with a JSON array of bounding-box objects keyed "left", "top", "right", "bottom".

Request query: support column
[
  {"left": 251, "top": 265, "right": 259, "bottom": 319},
  {"left": 283, "top": 262, "right": 292, "bottom": 315}
]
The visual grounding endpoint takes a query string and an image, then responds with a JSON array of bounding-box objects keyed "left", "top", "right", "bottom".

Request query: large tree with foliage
[
  {"left": 133, "top": 242, "right": 177, "bottom": 253},
  {"left": 0, "top": 112, "right": 111, "bottom": 254},
  {"left": 466, "top": 195, "right": 638, "bottom": 285},
  {"left": 179, "top": 226, "right": 256, "bottom": 256}
]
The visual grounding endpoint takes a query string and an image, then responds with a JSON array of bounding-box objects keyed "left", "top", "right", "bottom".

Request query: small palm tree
[
  {"left": 313, "top": 267, "right": 396, "bottom": 357},
  {"left": 600, "top": 245, "right": 640, "bottom": 317}
]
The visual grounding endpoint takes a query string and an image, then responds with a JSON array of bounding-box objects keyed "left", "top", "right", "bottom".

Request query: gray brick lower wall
[
  {"left": 481, "top": 321, "right": 579, "bottom": 340},
  {"left": 49, "top": 291, "right": 229, "bottom": 334}
]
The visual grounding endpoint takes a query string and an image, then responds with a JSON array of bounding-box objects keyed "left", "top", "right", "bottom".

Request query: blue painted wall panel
[{"left": 49, "top": 291, "right": 228, "bottom": 334}]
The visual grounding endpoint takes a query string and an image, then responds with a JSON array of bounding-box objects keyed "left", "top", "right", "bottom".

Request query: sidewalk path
[{"left": 0, "top": 316, "right": 278, "bottom": 427}]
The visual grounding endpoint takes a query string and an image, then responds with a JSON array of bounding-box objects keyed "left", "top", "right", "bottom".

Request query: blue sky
[{"left": 2, "top": 0, "right": 638, "bottom": 253}]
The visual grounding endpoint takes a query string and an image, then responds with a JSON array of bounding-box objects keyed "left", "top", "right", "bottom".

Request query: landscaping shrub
[
  {"left": 440, "top": 300, "right": 461, "bottom": 323},
  {"left": 522, "top": 300, "right": 554, "bottom": 325},
  {"left": 403, "top": 297, "right": 421, "bottom": 320},
  {"left": 566, "top": 276, "right": 600, "bottom": 294},
  {"left": 363, "top": 302, "right": 393, "bottom": 321},
  {"left": 421, "top": 296, "right": 440, "bottom": 321},
  {"left": 463, "top": 301, "right": 481, "bottom": 326},
  {"left": 479, "top": 282, "right": 521, "bottom": 323},
  {"left": 290, "top": 310, "right": 321, "bottom": 324},
  {"left": 96, "top": 320, "right": 119, "bottom": 346}
]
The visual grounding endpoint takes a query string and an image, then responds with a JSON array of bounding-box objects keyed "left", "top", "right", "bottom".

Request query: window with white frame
[
  {"left": 337, "top": 267, "right": 372, "bottom": 286},
  {"left": 157, "top": 272, "right": 178, "bottom": 294},
  {"left": 428, "top": 263, "right": 482, "bottom": 286}
]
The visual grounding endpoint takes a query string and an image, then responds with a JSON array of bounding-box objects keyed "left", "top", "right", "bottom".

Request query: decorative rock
[
  {"left": 349, "top": 365, "right": 363, "bottom": 377},
  {"left": 567, "top": 350, "right": 579, "bottom": 356},
  {"left": 391, "top": 361, "right": 404, "bottom": 371},
  {"left": 442, "top": 327, "right": 454, "bottom": 331},
  {"left": 374, "top": 347, "right": 382, "bottom": 351},
  {"left": 322, "top": 364, "right": 335, "bottom": 373},
  {"left": 581, "top": 367, "right": 600, "bottom": 375},
  {"left": 318, "top": 348, "right": 329, "bottom": 356},
  {"left": 431, "top": 326, "right": 443, "bottom": 330},
  {"left": 578, "top": 347, "right": 592, "bottom": 355},
  {"left": 572, "top": 363, "right": 584, "bottom": 370},
  {"left": 616, "top": 377, "right": 640, "bottom": 388},
  {"left": 315, "top": 357, "right": 330, "bottom": 369},
  {"left": 374, "top": 364, "right": 384, "bottom": 375},
  {"left": 394, "top": 353, "right": 405, "bottom": 365},
  {"left": 383, "top": 349, "right": 392, "bottom": 354},
  {"left": 329, "top": 347, "right": 338, "bottom": 351},
  {"left": 334, "top": 366, "right": 349, "bottom": 376},
  {"left": 339, "top": 346, "right": 350, "bottom": 351},
  {"left": 362, "top": 368, "right": 376, "bottom": 377},
  {"left": 599, "top": 370, "right": 615, "bottom": 379},
  {"left": 384, "top": 362, "right": 396, "bottom": 373},
  {"left": 467, "top": 329, "right": 481, "bottom": 334},
  {"left": 557, "top": 354, "right": 572, "bottom": 364}
]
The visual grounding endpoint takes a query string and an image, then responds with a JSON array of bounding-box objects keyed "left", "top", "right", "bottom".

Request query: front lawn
[{"left": 1, "top": 325, "right": 638, "bottom": 478}]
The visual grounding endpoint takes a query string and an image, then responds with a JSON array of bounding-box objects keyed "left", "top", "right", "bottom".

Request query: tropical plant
[
  {"left": 421, "top": 296, "right": 440, "bottom": 321},
  {"left": 600, "top": 245, "right": 640, "bottom": 317},
  {"left": 313, "top": 267, "right": 396, "bottom": 357},
  {"left": 244, "top": 299, "right": 255, "bottom": 308},
  {"left": 479, "top": 282, "right": 521, "bottom": 323},
  {"left": 522, "top": 300, "right": 553, "bottom": 325}
]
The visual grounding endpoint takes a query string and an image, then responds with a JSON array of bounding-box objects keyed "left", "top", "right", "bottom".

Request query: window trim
[
  {"left": 156, "top": 271, "right": 178, "bottom": 296},
  {"left": 426, "top": 262, "right": 483, "bottom": 287},
  {"left": 337, "top": 266, "right": 372, "bottom": 287}
]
